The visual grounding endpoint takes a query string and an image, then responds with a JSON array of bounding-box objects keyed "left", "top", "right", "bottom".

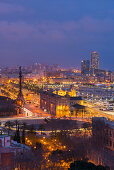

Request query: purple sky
[{"left": 0, "top": 0, "right": 114, "bottom": 70}]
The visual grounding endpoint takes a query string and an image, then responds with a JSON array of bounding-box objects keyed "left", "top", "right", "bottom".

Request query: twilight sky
[{"left": 0, "top": 0, "right": 114, "bottom": 70}]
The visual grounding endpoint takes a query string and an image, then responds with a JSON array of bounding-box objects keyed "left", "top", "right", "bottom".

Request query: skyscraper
[
  {"left": 91, "top": 51, "right": 99, "bottom": 70},
  {"left": 81, "top": 60, "right": 90, "bottom": 75}
]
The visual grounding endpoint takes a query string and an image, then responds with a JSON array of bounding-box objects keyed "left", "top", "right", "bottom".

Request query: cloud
[
  {"left": 0, "top": 21, "right": 67, "bottom": 41},
  {"left": 0, "top": 17, "right": 114, "bottom": 42},
  {"left": 0, "top": 2, "right": 25, "bottom": 14},
  {"left": 79, "top": 17, "right": 114, "bottom": 33},
  {"left": 0, "top": 21, "right": 35, "bottom": 40}
]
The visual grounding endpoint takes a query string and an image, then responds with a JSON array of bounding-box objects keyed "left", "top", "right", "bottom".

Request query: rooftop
[
  {"left": 70, "top": 96, "right": 82, "bottom": 100},
  {"left": 92, "top": 117, "right": 114, "bottom": 129},
  {"left": 106, "top": 120, "right": 114, "bottom": 129},
  {"left": 72, "top": 103, "right": 85, "bottom": 109}
]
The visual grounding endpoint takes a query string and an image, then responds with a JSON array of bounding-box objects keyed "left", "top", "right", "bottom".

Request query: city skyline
[
  {"left": 0, "top": 0, "right": 114, "bottom": 70},
  {"left": 0, "top": 1, "right": 114, "bottom": 170}
]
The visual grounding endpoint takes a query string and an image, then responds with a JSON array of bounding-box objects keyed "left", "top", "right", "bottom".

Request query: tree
[
  {"left": 21, "top": 122, "right": 27, "bottom": 144},
  {"left": 22, "top": 129, "right": 25, "bottom": 144},
  {"left": 82, "top": 122, "right": 91, "bottom": 136},
  {"left": 28, "top": 124, "right": 36, "bottom": 134},
  {"left": 69, "top": 160, "right": 110, "bottom": 170},
  {"left": 44, "top": 118, "right": 49, "bottom": 124},
  {"left": 14, "top": 125, "right": 21, "bottom": 143},
  {"left": 17, "top": 125, "right": 21, "bottom": 143},
  {"left": 35, "top": 142, "right": 42, "bottom": 150},
  {"left": 82, "top": 122, "right": 91, "bottom": 129},
  {"left": 14, "top": 120, "right": 19, "bottom": 131},
  {"left": 38, "top": 124, "right": 45, "bottom": 135},
  {"left": 5, "top": 121, "right": 14, "bottom": 135}
]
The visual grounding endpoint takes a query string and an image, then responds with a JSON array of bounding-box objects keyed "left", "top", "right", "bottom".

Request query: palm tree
[
  {"left": 21, "top": 122, "right": 27, "bottom": 144},
  {"left": 14, "top": 120, "right": 19, "bottom": 131},
  {"left": 17, "top": 125, "right": 21, "bottom": 143},
  {"left": 29, "top": 124, "right": 36, "bottom": 134},
  {"left": 14, "top": 124, "right": 21, "bottom": 143}
]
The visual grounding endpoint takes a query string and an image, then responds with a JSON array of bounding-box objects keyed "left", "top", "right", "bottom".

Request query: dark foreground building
[
  {"left": 0, "top": 96, "right": 17, "bottom": 117},
  {"left": 89, "top": 117, "right": 114, "bottom": 170}
]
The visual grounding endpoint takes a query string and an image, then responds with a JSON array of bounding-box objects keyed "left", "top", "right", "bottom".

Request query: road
[
  {"left": 84, "top": 102, "right": 114, "bottom": 121},
  {"left": 1, "top": 80, "right": 114, "bottom": 121}
]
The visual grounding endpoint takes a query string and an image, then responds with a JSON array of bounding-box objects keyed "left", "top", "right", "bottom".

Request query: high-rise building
[
  {"left": 91, "top": 51, "right": 99, "bottom": 70},
  {"left": 81, "top": 60, "right": 90, "bottom": 75}
]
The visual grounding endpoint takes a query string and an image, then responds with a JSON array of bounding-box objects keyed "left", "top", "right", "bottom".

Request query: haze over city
[{"left": 0, "top": 0, "right": 114, "bottom": 70}]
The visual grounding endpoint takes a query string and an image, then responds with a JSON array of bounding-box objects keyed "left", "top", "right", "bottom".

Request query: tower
[
  {"left": 16, "top": 66, "right": 24, "bottom": 107},
  {"left": 91, "top": 51, "right": 99, "bottom": 70},
  {"left": 81, "top": 60, "right": 90, "bottom": 75}
]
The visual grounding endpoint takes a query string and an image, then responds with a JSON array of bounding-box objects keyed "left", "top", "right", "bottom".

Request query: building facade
[
  {"left": 40, "top": 90, "right": 83, "bottom": 117},
  {"left": 0, "top": 135, "right": 11, "bottom": 147},
  {"left": 81, "top": 60, "right": 90, "bottom": 75},
  {"left": 92, "top": 117, "right": 114, "bottom": 151},
  {"left": 0, "top": 135, "right": 30, "bottom": 169},
  {"left": 91, "top": 51, "right": 99, "bottom": 71},
  {"left": 0, "top": 96, "right": 17, "bottom": 117}
]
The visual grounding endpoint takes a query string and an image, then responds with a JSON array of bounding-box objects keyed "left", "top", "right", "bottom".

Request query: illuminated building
[
  {"left": 105, "top": 70, "right": 112, "bottom": 82},
  {"left": 57, "top": 89, "right": 67, "bottom": 96},
  {"left": 53, "top": 87, "right": 77, "bottom": 97},
  {"left": 68, "top": 88, "right": 77, "bottom": 97},
  {"left": 91, "top": 51, "right": 99, "bottom": 73},
  {"left": 111, "top": 72, "right": 114, "bottom": 82},
  {"left": 40, "top": 90, "right": 83, "bottom": 117},
  {"left": 81, "top": 60, "right": 90, "bottom": 75},
  {"left": 71, "top": 103, "right": 86, "bottom": 117}
]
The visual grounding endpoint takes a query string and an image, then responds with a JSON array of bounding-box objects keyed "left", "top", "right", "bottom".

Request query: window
[
  {"left": 110, "top": 141, "right": 112, "bottom": 147},
  {"left": 106, "top": 139, "right": 108, "bottom": 145},
  {"left": 110, "top": 130, "right": 112, "bottom": 137},
  {"left": 0, "top": 139, "right": 2, "bottom": 146},
  {"left": 7, "top": 140, "right": 10, "bottom": 143}
]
